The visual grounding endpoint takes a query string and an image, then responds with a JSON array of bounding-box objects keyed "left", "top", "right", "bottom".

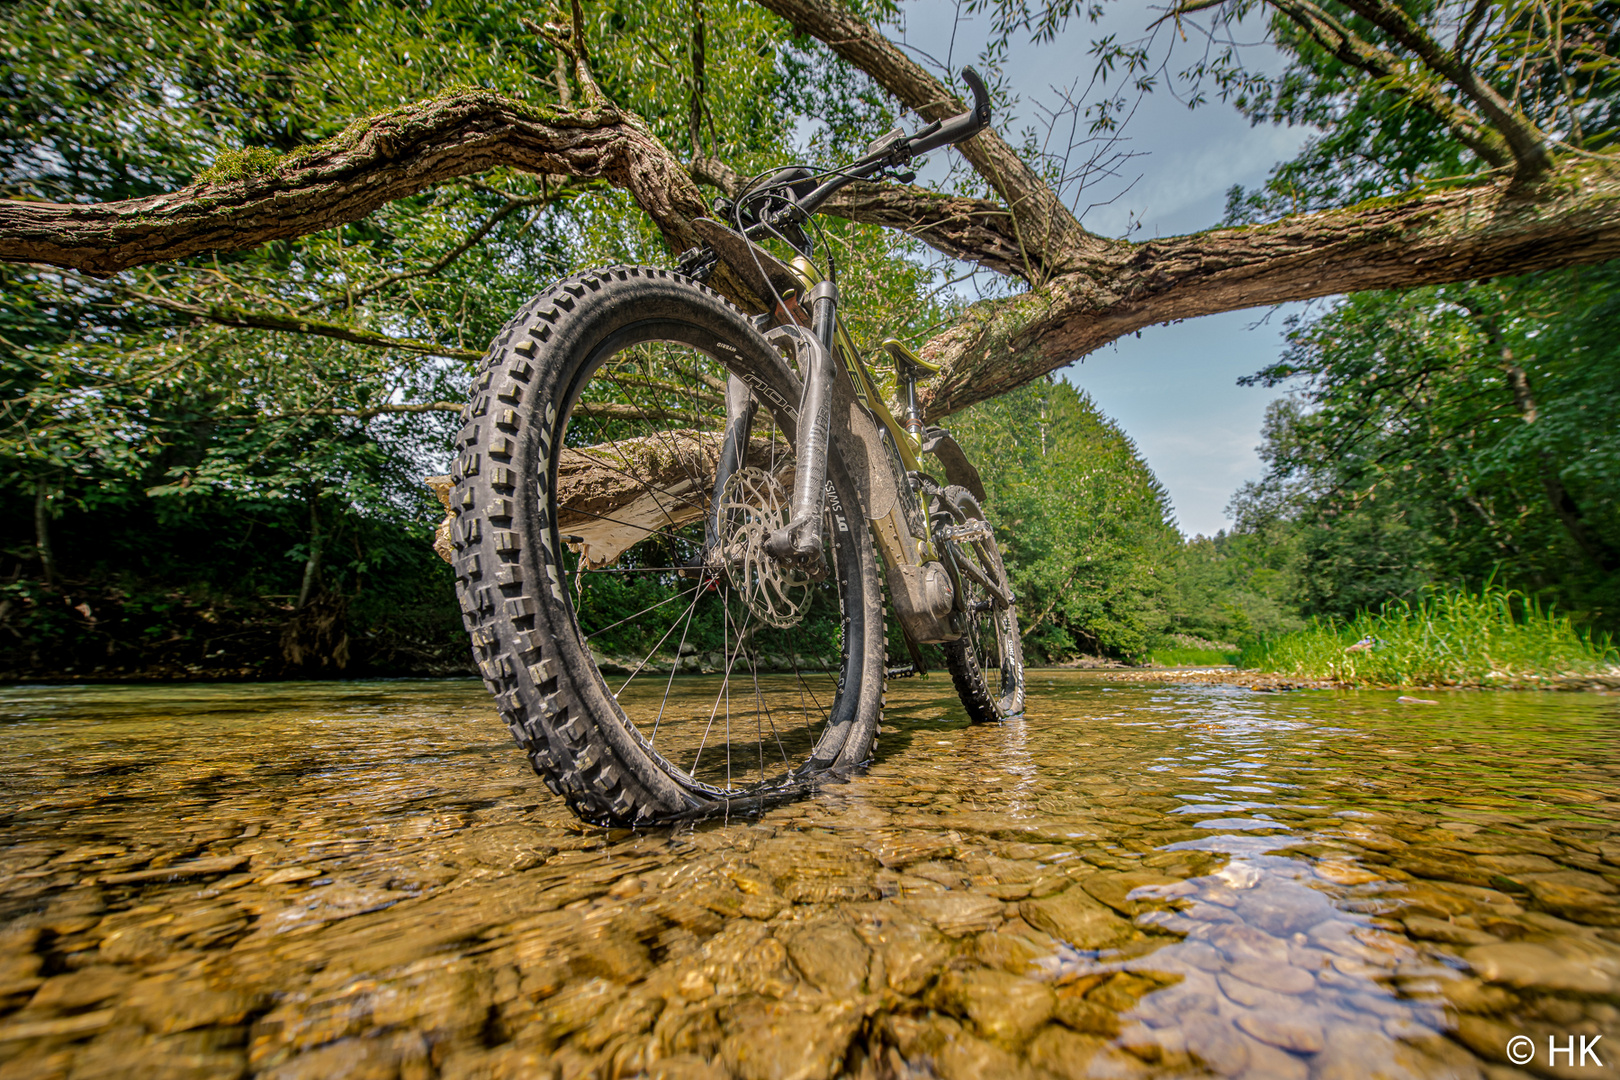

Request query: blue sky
[{"left": 890, "top": 1, "right": 1316, "bottom": 537}]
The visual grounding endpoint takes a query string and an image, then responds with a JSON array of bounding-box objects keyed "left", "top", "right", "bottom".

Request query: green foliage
[
  {"left": 0, "top": 0, "right": 968, "bottom": 677},
  {"left": 1168, "top": 522, "right": 1306, "bottom": 647},
  {"left": 1223, "top": 2, "right": 1620, "bottom": 222},
  {"left": 1148, "top": 644, "right": 1241, "bottom": 667},
  {"left": 952, "top": 378, "right": 1179, "bottom": 661},
  {"left": 1240, "top": 584, "right": 1618, "bottom": 688},
  {"left": 1234, "top": 265, "right": 1620, "bottom": 632}
]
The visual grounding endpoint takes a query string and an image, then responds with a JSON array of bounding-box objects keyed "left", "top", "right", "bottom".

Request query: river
[{"left": 0, "top": 673, "right": 1615, "bottom": 1079}]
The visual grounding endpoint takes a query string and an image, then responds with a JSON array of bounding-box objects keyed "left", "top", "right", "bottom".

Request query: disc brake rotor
[{"left": 719, "top": 466, "right": 813, "bottom": 629}]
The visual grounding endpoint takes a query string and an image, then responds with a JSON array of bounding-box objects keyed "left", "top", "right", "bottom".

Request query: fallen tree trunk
[{"left": 429, "top": 431, "right": 791, "bottom": 570}]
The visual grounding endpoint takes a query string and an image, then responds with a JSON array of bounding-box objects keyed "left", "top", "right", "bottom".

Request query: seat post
[
  {"left": 902, "top": 365, "right": 924, "bottom": 441},
  {"left": 882, "top": 338, "right": 936, "bottom": 444}
]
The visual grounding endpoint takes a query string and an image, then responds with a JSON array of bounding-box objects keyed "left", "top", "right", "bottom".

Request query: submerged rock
[{"left": 1019, "top": 887, "right": 1134, "bottom": 949}]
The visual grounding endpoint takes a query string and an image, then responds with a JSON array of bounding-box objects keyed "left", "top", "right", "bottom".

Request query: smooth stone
[
  {"left": 1019, "top": 887, "right": 1134, "bottom": 949},
  {"left": 974, "top": 928, "right": 1050, "bottom": 976},
  {"left": 1438, "top": 977, "right": 1519, "bottom": 1014},
  {"left": 1402, "top": 915, "right": 1501, "bottom": 946},
  {"left": 1081, "top": 872, "right": 1180, "bottom": 917},
  {"left": 1236, "top": 1037, "right": 1310, "bottom": 1080},
  {"left": 1476, "top": 854, "right": 1561, "bottom": 875},
  {"left": 26, "top": 967, "right": 136, "bottom": 1012},
  {"left": 1086, "top": 973, "right": 1162, "bottom": 1013},
  {"left": 1026, "top": 1025, "right": 1109, "bottom": 1080},
  {"left": 897, "top": 893, "right": 1005, "bottom": 938},
  {"left": 782, "top": 921, "right": 869, "bottom": 998},
  {"left": 1217, "top": 973, "right": 1298, "bottom": 1011},
  {"left": 453, "top": 824, "right": 559, "bottom": 871},
  {"left": 100, "top": 855, "right": 249, "bottom": 884},
  {"left": 1314, "top": 861, "right": 1383, "bottom": 886},
  {"left": 1464, "top": 942, "right": 1618, "bottom": 995},
  {"left": 1309, "top": 1024, "right": 1423, "bottom": 1080},
  {"left": 1523, "top": 876, "right": 1620, "bottom": 924},
  {"left": 1117, "top": 1021, "right": 1193, "bottom": 1068},
  {"left": 1207, "top": 923, "right": 1290, "bottom": 965},
  {"left": 1235, "top": 1010, "right": 1325, "bottom": 1053},
  {"left": 1223, "top": 960, "right": 1314, "bottom": 995},
  {"left": 127, "top": 975, "right": 262, "bottom": 1034},
  {"left": 850, "top": 906, "right": 949, "bottom": 996},
  {"left": 1179, "top": 1012, "right": 1249, "bottom": 1075},
  {"left": 932, "top": 967, "right": 1055, "bottom": 1046},
  {"left": 1395, "top": 853, "right": 1492, "bottom": 888},
  {"left": 1053, "top": 992, "right": 1120, "bottom": 1037},
  {"left": 1233, "top": 885, "right": 1335, "bottom": 936},
  {"left": 719, "top": 1001, "right": 861, "bottom": 1080},
  {"left": 1177, "top": 941, "right": 1226, "bottom": 972}
]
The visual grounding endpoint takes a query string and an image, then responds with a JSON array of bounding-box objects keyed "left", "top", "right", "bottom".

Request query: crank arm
[{"left": 951, "top": 544, "right": 1014, "bottom": 609}]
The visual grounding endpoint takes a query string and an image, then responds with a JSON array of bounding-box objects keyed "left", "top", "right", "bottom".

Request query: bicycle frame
[
  {"left": 681, "top": 67, "right": 994, "bottom": 661},
  {"left": 698, "top": 224, "right": 964, "bottom": 653}
]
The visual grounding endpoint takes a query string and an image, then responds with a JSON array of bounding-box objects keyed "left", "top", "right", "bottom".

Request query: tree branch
[
  {"left": 1257, "top": 0, "right": 1515, "bottom": 170},
  {"left": 918, "top": 161, "right": 1620, "bottom": 417},
  {"left": 286, "top": 400, "right": 710, "bottom": 423},
  {"left": 693, "top": 155, "right": 1028, "bottom": 277},
  {"left": 1336, "top": 0, "right": 1552, "bottom": 177},
  {"left": 100, "top": 282, "right": 484, "bottom": 360},
  {"left": 0, "top": 90, "right": 708, "bottom": 276}
]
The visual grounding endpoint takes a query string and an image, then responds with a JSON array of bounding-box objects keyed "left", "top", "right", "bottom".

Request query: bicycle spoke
[
  {"left": 650, "top": 586, "right": 703, "bottom": 744},
  {"left": 600, "top": 367, "right": 716, "bottom": 509},
  {"left": 584, "top": 581, "right": 702, "bottom": 641},
  {"left": 617, "top": 581, "right": 709, "bottom": 696}
]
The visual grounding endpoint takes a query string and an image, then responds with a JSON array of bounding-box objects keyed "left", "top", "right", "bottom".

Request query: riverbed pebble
[{"left": 0, "top": 676, "right": 1616, "bottom": 1079}]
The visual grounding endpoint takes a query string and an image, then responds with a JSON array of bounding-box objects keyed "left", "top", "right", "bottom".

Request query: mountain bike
[{"left": 447, "top": 68, "right": 1023, "bottom": 825}]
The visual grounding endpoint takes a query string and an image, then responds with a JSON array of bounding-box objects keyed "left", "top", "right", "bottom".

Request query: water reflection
[{"left": 0, "top": 675, "right": 1615, "bottom": 1078}]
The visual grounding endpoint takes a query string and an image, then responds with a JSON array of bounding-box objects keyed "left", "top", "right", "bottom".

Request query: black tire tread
[
  {"left": 940, "top": 486, "right": 1025, "bottom": 724},
  {"left": 451, "top": 265, "right": 884, "bottom": 824}
]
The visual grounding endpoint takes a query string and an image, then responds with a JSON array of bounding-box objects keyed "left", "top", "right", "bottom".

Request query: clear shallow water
[{"left": 0, "top": 673, "right": 1615, "bottom": 1080}]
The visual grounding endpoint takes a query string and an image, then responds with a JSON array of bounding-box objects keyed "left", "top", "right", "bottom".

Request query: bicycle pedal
[
  {"left": 885, "top": 664, "right": 922, "bottom": 679},
  {"left": 939, "top": 520, "right": 993, "bottom": 543}
]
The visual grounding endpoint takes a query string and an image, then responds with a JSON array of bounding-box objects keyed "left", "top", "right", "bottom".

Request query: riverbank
[{"left": 1106, "top": 666, "right": 1620, "bottom": 693}]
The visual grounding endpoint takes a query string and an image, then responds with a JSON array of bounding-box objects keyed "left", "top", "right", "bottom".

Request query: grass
[{"left": 1238, "top": 585, "right": 1618, "bottom": 688}]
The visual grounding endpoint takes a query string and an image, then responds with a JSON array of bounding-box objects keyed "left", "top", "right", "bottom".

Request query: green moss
[{"left": 194, "top": 146, "right": 285, "bottom": 185}]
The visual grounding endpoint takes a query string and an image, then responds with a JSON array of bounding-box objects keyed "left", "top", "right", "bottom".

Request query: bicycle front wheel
[{"left": 450, "top": 266, "right": 885, "bottom": 825}]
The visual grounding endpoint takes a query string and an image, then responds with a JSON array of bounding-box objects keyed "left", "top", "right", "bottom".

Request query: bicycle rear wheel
[
  {"left": 450, "top": 266, "right": 885, "bottom": 824},
  {"left": 939, "top": 486, "right": 1025, "bottom": 722}
]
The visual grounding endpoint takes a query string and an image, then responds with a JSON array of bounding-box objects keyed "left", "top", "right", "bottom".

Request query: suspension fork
[{"left": 763, "top": 279, "right": 839, "bottom": 576}]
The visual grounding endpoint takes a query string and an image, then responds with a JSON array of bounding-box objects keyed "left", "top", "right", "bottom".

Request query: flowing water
[{"left": 0, "top": 673, "right": 1616, "bottom": 1080}]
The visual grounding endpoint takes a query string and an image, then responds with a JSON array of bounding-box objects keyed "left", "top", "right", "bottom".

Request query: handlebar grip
[{"left": 905, "top": 66, "right": 992, "bottom": 157}]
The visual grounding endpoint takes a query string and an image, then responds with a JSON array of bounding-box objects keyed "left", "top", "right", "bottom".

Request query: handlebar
[
  {"left": 905, "top": 67, "right": 992, "bottom": 159},
  {"left": 747, "top": 66, "right": 992, "bottom": 236}
]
